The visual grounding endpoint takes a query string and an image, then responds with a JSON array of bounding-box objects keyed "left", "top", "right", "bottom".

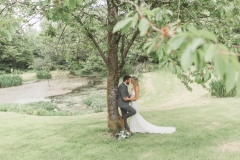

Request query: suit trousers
[{"left": 120, "top": 106, "right": 136, "bottom": 130}]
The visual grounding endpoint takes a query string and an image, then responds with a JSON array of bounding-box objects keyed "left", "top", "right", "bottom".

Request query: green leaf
[
  {"left": 5, "top": 30, "right": 12, "bottom": 41},
  {"left": 138, "top": 18, "right": 149, "bottom": 36},
  {"left": 131, "top": 13, "right": 139, "bottom": 28},
  {"left": 192, "top": 30, "right": 217, "bottom": 42},
  {"left": 156, "top": 47, "right": 164, "bottom": 60},
  {"left": 121, "top": 21, "right": 132, "bottom": 34},
  {"left": 143, "top": 41, "right": 153, "bottom": 50},
  {"left": 204, "top": 71, "right": 211, "bottom": 83},
  {"left": 69, "top": 0, "right": 76, "bottom": 10},
  {"left": 166, "top": 10, "right": 173, "bottom": 16},
  {"left": 168, "top": 62, "right": 176, "bottom": 73},
  {"left": 48, "top": 12, "right": 53, "bottom": 18},
  {"left": 176, "top": 65, "right": 182, "bottom": 74},
  {"left": 113, "top": 17, "right": 133, "bottom": 33},
  {"left": 168, "top": 34, "right": 187, "bottom": 51},
  {"left": 214, "top": 54, "right": 226, "bottom": 78},
  {"left": 236, "top": 72, "right": 240, "bottom": 96},
  {"left": 181, "top": 45, "right": 193, "bottom": 71},
  {"left": 217, "top": 44, "right": 229, "bottom": 52},
  {"left": 146, "top": 42, "right": 155, "bottom": 54},
  {"left": 142, "top": 9, "right": 154, "bottom": 19},
  {"left": 190, "top": 38, "right": 205, "bottom": 51},
  {"left": 204, "top": 44, "right": 217, "bottom": 62},
  {"left": 9, "top": 25, "right": 16, "bottom": 34},
  {"left": 225, "top": 61, "right": 237, "bottom": 93},
  {"left": 11, "top": 21, "right": 20, "bottom": 28},
  {"left": 181, "top": 38, "right": 204, "bottom": 71},
  {"left": 159, "top": 61, "right": 166, "bottom": 68},
  {"left": 156, "top": 11, "right": 163, "bottom": 21}
]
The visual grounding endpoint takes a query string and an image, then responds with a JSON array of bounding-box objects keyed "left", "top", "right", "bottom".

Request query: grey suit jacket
[{"left": 117, "top": 83, "right": 130, "bottom": 108}]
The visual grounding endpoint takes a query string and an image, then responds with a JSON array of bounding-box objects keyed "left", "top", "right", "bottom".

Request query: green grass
[
  {"left": 83, "top": 94, "right": 106, "bottom": 112},
  {"left": 0, "top": 102, "right": 87, "bottom": 116},
  {"left": 1, "top": 69, "right": 240, "bottom": 159},
  {"left": 1, "top": 103, "right": 240, "bottom": 160}
]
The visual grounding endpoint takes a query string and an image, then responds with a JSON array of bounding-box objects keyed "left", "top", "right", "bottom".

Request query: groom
[{"left": 117, "top": 75, "right": 136, "bottom": 132}]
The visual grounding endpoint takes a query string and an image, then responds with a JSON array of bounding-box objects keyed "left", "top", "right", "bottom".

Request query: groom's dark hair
[{"left": 123, "top": 75, "right": 131, "bottom": 82}]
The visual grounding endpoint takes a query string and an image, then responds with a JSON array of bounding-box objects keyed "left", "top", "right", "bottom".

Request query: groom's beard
[{"left": 126, "top": 82, "right": 130, "bottom": 85}]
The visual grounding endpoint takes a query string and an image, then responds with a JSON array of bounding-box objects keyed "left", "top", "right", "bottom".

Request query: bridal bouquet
[{"left": 116, "top": 130, "right": 131, "bottom": 140}]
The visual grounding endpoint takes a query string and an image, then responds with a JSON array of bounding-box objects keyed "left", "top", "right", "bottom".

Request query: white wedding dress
[{"left": 130, "top": 90, "right": 176, "bottom": 134}]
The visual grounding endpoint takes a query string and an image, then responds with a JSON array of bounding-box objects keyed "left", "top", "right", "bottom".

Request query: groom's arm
[{"left": 119, "top": 86, "right": 130, "bottom": 102}]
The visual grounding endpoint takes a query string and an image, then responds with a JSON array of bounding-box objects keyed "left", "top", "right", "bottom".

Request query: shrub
[
  {"left": 69, "top": 70, "right": 76, "bottom": 76},
  {"left": 33, "top": 55, "right": 52, "bottom": 70},
  {"left": 83, "top": 94, "right": 106, "bottom": 112},
  {"left": 81, "top": 67, "right": 92, "bottom": 75},
  {"left": 0, "top": 71, "right": 5, "bottom": 75},
  {"left": 121, "top": 64, "right": 134, "bottom": 76},
  {"left": 133, "top": 62, "right": 154, "bottom": 74},
  {"left": 36, "top": 70, "right": 52, "bottom": 79},
  {"left": 209, "top": 79, "right": 236, "bottom": 97},
  {"left": 12, "top": 70, "right": 24, "bottom": 75},
  {"left": 68, "top": 62, "right": 83, "bottom": 70},
  {"left": 69, "top": 70, "right": 83, "bottom": 77},
  {"left": 0, "top": 74, "right": 22, "bottom": 88},
  {"left": 75, "top": 70, "right": 83, "bottom": 77}
]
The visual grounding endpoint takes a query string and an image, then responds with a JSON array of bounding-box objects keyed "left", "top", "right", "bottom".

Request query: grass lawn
[{"left": 1, "top": 69, "right": 240, "bottom": 160}]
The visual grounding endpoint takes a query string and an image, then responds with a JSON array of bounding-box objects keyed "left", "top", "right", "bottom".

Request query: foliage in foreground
[
  {"left": 209, "top": 79, "right": 236, "bottom": 97},
  {"left": 36, "top": 70, "right": 52, "bottom": 79},
  {"left": 83, "top": 94, "right": 106, "bottom": 112},
  {"left": 113, "top": 1, "right": 240, "bottom": 94},
  {"left": 0, "top": 74, "right": 22, "bottom": 88},
  {"left": 0, "top": 102, "right": 86, "bottom": 116}
]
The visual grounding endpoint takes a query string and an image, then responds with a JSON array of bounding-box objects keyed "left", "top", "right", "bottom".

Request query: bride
[{"left": 124, "top": 76, "right": 176, "bottom": 134}]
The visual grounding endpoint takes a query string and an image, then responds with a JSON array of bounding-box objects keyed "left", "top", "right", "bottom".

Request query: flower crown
[{"left": 131, "top": 76, "right": 139, "bottom": 82}]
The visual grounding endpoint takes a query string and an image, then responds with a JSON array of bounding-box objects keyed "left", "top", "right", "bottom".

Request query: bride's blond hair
[{"left": 131, "top": 76, "right": 139, "bottom": 89}]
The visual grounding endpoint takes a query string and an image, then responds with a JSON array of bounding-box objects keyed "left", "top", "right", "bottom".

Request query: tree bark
[{"left": 106, "top": 0, "right": 124, "bottom": 136}]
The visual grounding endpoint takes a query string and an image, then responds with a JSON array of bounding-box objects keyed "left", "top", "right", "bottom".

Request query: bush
[
  {"left": 81, "top": 67, "right": 92, "bottom": 75},
  {"left": 68, "top": 62, "right": 83, "bottom": 70},
  {"left": 12, "top": 70, "right": 24, "bottom": 75},
  {"left": 133, "top": 62, "right": 154, "bottom": 74},
  {"left": 83, "top": 94, "right": 106, "bottom": 112},
  {"left": 121, "top": 64, "right": 134, "bottom": 76},
  {"left": 69, "top": 70, "right": 83, "bottom": 77},
  {"left": 36, "top": 70, "right": 52, "bottom": 79},
  {"left": 0, "top": 71, "right": 5, "bottom": 75},
  {"left": 0, "top": 74, "right": 22, "bottom": 88},
  {"left": 33, "top": 55, "right": 52, "bottom": 70},
  {"left": 209, "top": 79, "right": 236, "bottom": 97}
]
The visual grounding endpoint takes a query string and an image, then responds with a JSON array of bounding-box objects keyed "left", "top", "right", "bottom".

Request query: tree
[{"left": 37, "top": 0, "right": 152, "bottom": 135}]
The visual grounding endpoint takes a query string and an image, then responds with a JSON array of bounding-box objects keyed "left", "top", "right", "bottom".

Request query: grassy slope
[{"left": 1, "top": 70, "right": 240, "bottom": 160}]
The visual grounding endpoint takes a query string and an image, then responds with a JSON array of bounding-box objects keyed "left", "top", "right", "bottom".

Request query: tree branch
[
  {"left": 119, "top": 30, "right": 139, "bottom": 69},
  {"left": 74, "top": 15, "right": 107, "bottom": 64},
  {"left": 120, "top": 35, "right": 125, "bottom": 54},
  {"left": 53, "top": 24, "right": 67, "bottom": 52}
]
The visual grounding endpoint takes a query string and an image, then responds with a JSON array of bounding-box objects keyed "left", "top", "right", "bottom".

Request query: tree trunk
[
  {"left": 107, "top": 70, "right": 123, "bottom": 136},
  {"left": 106, "top": 0, "right": 124, "bottom": 136}
]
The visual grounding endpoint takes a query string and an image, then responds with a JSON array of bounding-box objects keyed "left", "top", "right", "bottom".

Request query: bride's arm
[{"left": 124, "top": 86, "right": 139, "bottom": 101}]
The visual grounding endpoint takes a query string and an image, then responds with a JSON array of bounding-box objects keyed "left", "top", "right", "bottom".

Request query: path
[{"left": 0, "top": 76, "right": 88, "bottom": 104}]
